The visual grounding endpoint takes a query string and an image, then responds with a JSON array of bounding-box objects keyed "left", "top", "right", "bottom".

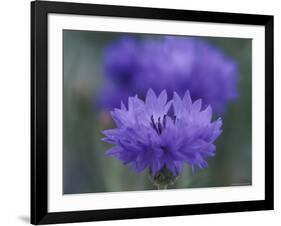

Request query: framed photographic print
[{"left": 31, "top": 0, "right": 274, "bottom": 224}]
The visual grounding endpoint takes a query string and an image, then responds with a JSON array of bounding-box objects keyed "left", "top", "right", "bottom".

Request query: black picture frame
[{"left": 31, "top": 0, "right": 274, "bottom": 224}]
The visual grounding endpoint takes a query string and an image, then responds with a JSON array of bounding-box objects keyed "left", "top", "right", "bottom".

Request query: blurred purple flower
[
  {"left": 99, "top": 36, "right": 238, "bottom": 114},
  {"left": 101, "top": 89, "right": 222, "bottom": 176}
]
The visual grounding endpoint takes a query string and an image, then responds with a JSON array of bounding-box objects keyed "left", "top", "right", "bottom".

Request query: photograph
[
  {"left": 63, "top": 30, "right": 252, "bottom": 194},
  {"left": 0, "top": 0, "right": 277, "bottom": 225},
  {"left": 30, "top": 1, "right": 273, "bottom": 224}
]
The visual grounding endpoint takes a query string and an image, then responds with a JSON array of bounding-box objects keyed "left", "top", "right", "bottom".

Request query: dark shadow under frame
[{"left": 31, "top": 1, "right": 274, "bottom": 224}]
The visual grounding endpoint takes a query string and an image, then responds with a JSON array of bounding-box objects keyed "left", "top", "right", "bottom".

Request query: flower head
[
  {"left": 99, "top": 36, "right": 238, "bottom": 114},
  {"left": 102, "top": 89, "right": 222, "bottom": 176}
]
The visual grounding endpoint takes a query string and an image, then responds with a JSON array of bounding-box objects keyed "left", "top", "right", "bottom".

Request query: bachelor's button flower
[
  {"left": 101, "top": 89, "right": 222, "bottom": 187},
  {"left": 99, "top": 36, "right": 238, "bottom": 114},
  {"left": 103, "top": 36, "right": 137, "bottom": 86}
]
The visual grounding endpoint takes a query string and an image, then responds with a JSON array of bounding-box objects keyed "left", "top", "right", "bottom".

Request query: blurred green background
[{"left": 63, "top": 30, "right": 252, "bottom": 194}]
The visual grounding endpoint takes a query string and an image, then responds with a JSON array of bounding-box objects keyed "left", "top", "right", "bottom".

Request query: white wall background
[{"left": 0, "top": 0, "right": 279, "bottom": 225}]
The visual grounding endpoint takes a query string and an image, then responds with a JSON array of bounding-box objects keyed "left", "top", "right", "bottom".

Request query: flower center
[
  {"left": 150, "top": 115, "right": 177, "bottom": 134},
  {"left": 150, "top": 115, "right": 167, "bottom": 134}
]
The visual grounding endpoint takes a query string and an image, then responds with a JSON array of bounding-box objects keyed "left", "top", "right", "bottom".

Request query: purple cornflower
[
  {"left": 102, "top": 89, "right": 222, "bottom": 177},
  {"left": 99, "top": 36, "right": 238, "bottom": 114}
]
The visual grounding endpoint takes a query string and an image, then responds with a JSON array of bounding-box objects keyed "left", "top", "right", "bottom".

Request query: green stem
[
  {"left": 149, "top": 167, "right": 179, "bottom": 190},
  {"left": 157, "top": 184, "right": 168, "bottom": 190}
]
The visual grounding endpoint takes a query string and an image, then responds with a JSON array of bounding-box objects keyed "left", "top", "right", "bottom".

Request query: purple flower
[
  {"left": 99, "top": 36, "right": 238, "bottom": 114},
  {"left": 101, "top": 89, "right": 222, "bottom": 176}
]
